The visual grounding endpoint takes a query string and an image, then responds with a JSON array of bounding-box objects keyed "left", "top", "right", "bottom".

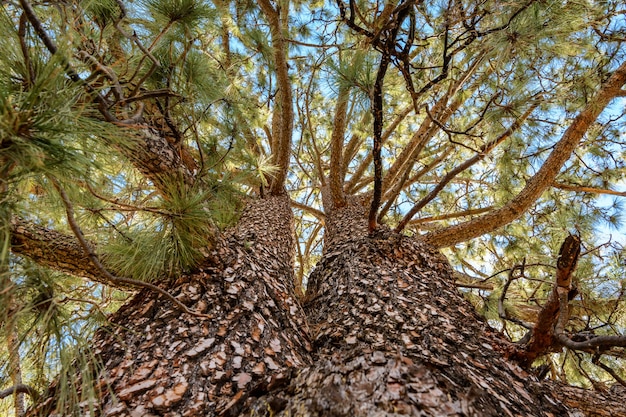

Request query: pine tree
[{"left": 2, "top": 0, "right": 626, "bottom": 415}]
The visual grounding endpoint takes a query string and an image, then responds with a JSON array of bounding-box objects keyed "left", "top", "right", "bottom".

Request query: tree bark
[
  {"left": 30, "top": 195, "right": 311, "bottom": 416},
  {"left": 10, "top": 217, "right": 113, "bottom": 286},
  {"left": 23, "top": 197, "right": 626, "bottom": 416},
  {"left": 251, "top": 198, "right": 564, "bottom": 416}
]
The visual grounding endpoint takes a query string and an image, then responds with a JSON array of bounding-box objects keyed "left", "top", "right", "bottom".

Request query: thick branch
[
  {"left": 10, "top": 217, "right": 112, "bottom": 285},
  {"left": 259, "top": 0, "right": 293, "bottom": 195},
  {"left": 550, "top": 382, "right": 626, "bottom": 417},
  {"left": 117, "top": 127, "right": 195, "bottom": 194},
  {"left": 329, "top": 86, "right": 350, "bottom": 207},
  {"left": 424, "top": 60, "right": 626, "bottom": 248},
  {"left": 20, "top": 0, "right": 196, "bottom": 198}
]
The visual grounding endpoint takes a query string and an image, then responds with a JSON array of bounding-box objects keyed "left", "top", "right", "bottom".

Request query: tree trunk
[
  {"left": 248, "top": 197, "right": 563, "bottom": 416},
  {"left": 29, "top": 197, "right": 626, "bottom": 416},
  {"left": 33, "top": 195, "right": 311, "bottom": 416}
]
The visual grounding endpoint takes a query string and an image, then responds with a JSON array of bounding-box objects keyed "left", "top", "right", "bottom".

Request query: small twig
[
  {"left": 50, "top": 177, "right": 212, "bottom": 319},
  {"left": 77, "top": 51, "right": 123, "bottom": 101},
  {"left": 498, "top": 260, "right": 533, "bottom": 330},
  {"left": 18, "top": 13, "right": 35, "bottom": 86},
  {"left": 118, "top": 89, "right": 182, "bottom": 106},
  {"left": 593, "top": 355, "right": 626, "bottom": 387},
  {"left": 19, "top": 0, "right": 117, "bottom": 122},
  {"left": 84, "top": 182, "right": 170, "bottom": 216},
  {"left": 116, "top": 102, "right": 145, "bottom": 124}
]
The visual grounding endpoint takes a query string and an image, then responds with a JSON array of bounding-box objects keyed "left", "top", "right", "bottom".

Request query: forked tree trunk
[
  {"left": 29, "top": 197, "right": 626, "bottom": 416},
  {"left": 246, "top": 197, "right": 626, "bottom": 416}
]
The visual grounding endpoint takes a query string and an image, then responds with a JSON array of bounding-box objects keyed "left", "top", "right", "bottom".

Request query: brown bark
[
  {"left": 9, "top": 217, "right": 122, "bottom": 287},
  {"left": 116, "top": 127, "right": 196, "bottom": 195},
  {"left": 30, "top": 196, "right": 311, "bottom": 416},
  {"left": 512, "top": 235, "right": 581, "bottom": 367},
  {"left": 258, "top": 0, "right": 293, "bottom": 196},
  {"left": 250, "top": 197, "right": 625, "bottom": 416},
  {"left": 18, "top": 195, "right": 626, "bottom": 416},
  {"left": 550, "top": 383, "right": 626, "bottom": 417},
  {"left": 424, "top": 60, "right": 626, "bottom": 248},
  {"left": 328, "top": 85, "right": 350, "bottom": 208}
]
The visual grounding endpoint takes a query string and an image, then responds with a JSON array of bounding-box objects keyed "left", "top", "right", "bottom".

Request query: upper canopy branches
[
  {"left": 305, "top": 0, "right": 626, "bottom": 242},
  {"left": 3, "top": 0, "right": 625, "bottom": 291},
  {"left": 3, "top": 0, "right": 625, "bottom": 279}
]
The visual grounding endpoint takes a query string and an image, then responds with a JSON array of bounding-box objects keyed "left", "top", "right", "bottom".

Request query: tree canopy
[{"left": 1, "top": 0, "right": 626, "bottom": 414}]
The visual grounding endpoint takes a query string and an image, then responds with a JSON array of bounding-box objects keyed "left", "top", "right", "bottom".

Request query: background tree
[{"left": 1, "top": 0, "right": 626, "bottom": 416}]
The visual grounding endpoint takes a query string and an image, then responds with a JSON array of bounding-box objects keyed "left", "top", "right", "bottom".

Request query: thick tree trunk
[
  {"left": 32, "top": 195, "right": 311, "bottom": 416},
  {"left": 26, "top": 197, "right": 626, "bottom": 416},
  {"left": 246, "top": 198, "right": 626, "bottom": 416}
]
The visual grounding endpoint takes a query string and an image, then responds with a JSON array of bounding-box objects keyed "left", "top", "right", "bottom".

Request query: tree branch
[
  {"left": 345, "top": 106, "right": 411, "bottom": 193},
  {"left": 381, "top": 94, "right": 463, "bottom": 196},
  {"left": 396, "top": 99, "right": 539, "bottom": 231},
  {"left": 0, "top": 384, "right": 38, "bottom": 401},
  {"left": 258, "top": 0, "right": 293, "bottom": 195},
  {"left": 290, "top": 199, "right": 325, "bottom": 221},
  {"left": 408, "top": 206, "right": 494, "bottom": 225},
  {"left": 553, "top": 182, "right": 626, "bottom": 197},
  {"left": 10, "top": 217, "right": 114, "bottom": 286},
  {"left": 424, "top": 60, "right": 626, "bottom": 248},
  {"left": 49, "top": 177, "right": 213, "bottom": 319},
  {"left": 19, "top": 0, "right": 197, "bottom": 198},
  {"left": 329, "top": 85, "right": 350, "bottom": 207},
  {"left": 498, "top": 261, "right": 534, "bottom": 330}
]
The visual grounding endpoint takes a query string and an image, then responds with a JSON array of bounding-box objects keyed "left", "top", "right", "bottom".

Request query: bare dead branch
[
  {"left": 513, "top": 235, "right": 582, "bottom": 366},
  {"left": 498, "top": 261, "right": 534, "bottom": 330}
]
